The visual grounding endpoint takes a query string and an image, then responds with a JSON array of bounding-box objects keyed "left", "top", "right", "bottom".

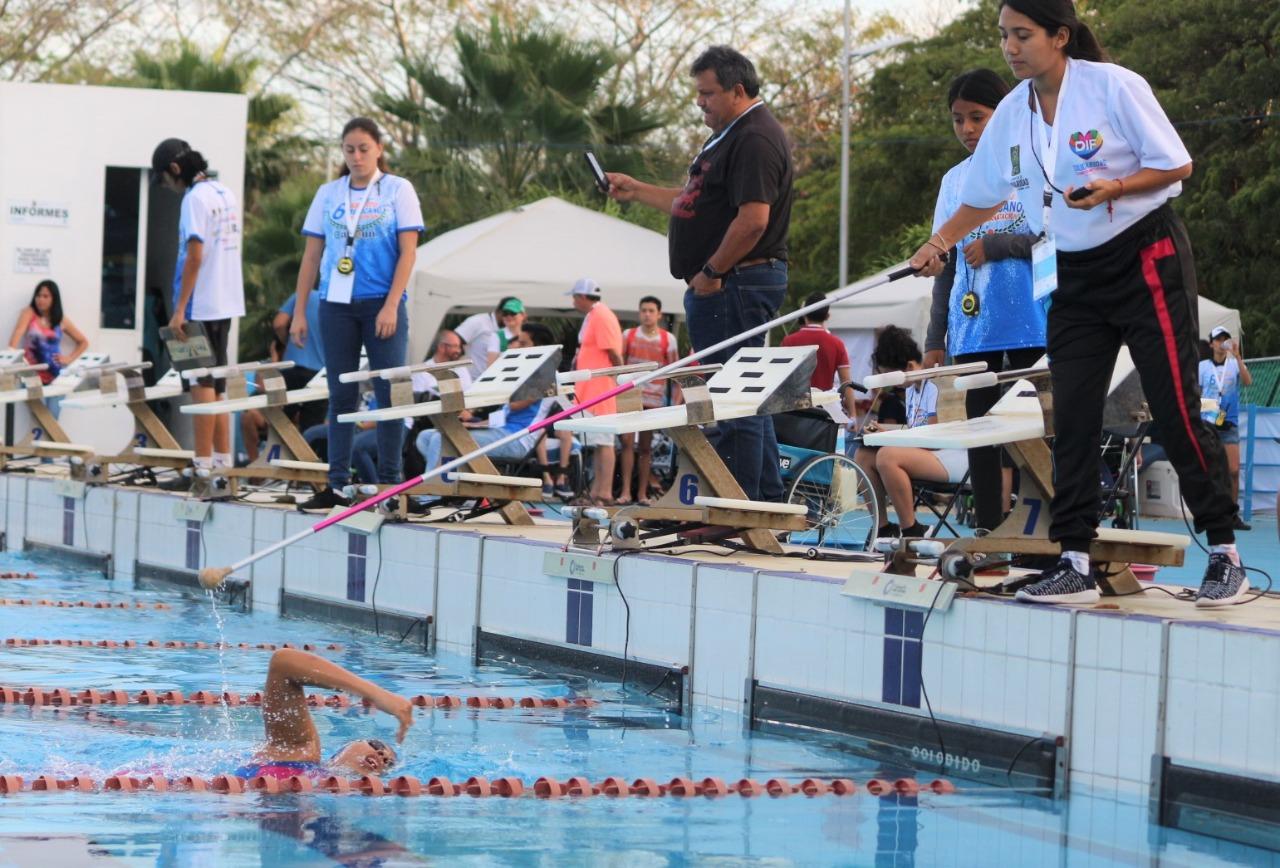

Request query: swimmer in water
[{"left": 235, "top": 649, "right": 414, "bottom": 780}]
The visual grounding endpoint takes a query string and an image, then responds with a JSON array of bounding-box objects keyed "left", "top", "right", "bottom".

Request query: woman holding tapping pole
[
  {"left": 924, "top": 69, "right": 1044, "bottom": 534},
  {"left": 910, "top": 0, "right": 1244, "bottom": 607},
  {"left": 291, "top": 118, "right": 425, "bottom": 511}
]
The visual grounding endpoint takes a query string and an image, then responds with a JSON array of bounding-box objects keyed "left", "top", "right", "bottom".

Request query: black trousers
[
  {"left": 955, "top": 346, "right": 1046, "bottom": 531},
  {"left": 1049, "top": 204, "right": 1237, "bottom": 551}
]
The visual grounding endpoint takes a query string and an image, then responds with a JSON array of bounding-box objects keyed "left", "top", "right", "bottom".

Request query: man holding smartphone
[{"left": 605, "top": 45, "right": 794, "bottom": 502}]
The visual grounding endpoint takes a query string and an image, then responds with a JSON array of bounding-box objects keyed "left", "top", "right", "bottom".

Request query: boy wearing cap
[
  {"left": 456, "top": 297, "right": 523, "bottom": 379},
  {"left": 1200, "top": 327, "right": 1253, "bottom": 530},
  {"left": 568, "top": 279, "right": 623, "bottom": 505},
  {"left": 152, "top": 138, "right": 245, "bottom": 487}
]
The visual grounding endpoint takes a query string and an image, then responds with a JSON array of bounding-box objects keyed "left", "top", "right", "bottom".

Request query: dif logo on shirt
[{"left": 1069, "top": 130, "right": 1104, "bottom": 160}]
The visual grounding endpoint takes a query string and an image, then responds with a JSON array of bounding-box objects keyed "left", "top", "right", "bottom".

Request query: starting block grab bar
[
  {"left": 339, "top": 359, "right": 471, "bottom": 384},
  {"left": 183, "top": 360, "right": 295, "bottom": 382},
  {"left": 556, "top": 362, "right": 657, "bottom": 386},
  {"left": 864, "top": 361, "right": 987, "bottom": 390},
  {"left": 953, "top": 365, "right": 1051, "bottom": 392},
  {"left": 79, "top": 361, "right": 154, "bottom": 379},
  {"left": 0, "top": 363, "right": 49, "bottom": 376}
]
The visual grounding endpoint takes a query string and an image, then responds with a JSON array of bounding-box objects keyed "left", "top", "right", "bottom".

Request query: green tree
[
  {"left": 121, "top": 40, "right": 315, "bottom": 203},
  {"left": 1094, "top": 0, "right": 1280, "bottom": 354},
  {"left": 376, "top": 18, "right": 667, "bottom": 233}
]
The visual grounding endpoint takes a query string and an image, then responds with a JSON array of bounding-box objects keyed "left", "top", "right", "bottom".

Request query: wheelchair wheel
[{"left": 785, "top": 453, "right": 878, "bottom": 551}]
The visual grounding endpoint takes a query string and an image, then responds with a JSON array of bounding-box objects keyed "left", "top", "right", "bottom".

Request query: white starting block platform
[{"left": 557, "top": 346, "right": 822, "bottom": 554}]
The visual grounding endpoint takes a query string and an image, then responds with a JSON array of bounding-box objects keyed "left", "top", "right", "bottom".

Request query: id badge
[
  {"left": 328, "top": 267, "right": 355, "bottom": 304},
  {"left": 1032, "top": 235, "right": 1058, "bottom": 301}
]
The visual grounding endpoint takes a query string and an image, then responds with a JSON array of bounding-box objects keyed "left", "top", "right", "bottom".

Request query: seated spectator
[
  {"left": 238, "top": 333, "right": 286, "bottom": 465},
  {"left": 780, "top": 293, "right": 857, "bottom": 419},
  {"left": 519, "top": 322, "right": 580, "bottom": 499},
  {"left": 853, "top": 326, "right": 968, "bottom": 539},
  {"left": 455, "top": 297, "right": 523, "bottom": 379},
  {"left": 617, "top": 296, "right": 680, "bottom": 506}
]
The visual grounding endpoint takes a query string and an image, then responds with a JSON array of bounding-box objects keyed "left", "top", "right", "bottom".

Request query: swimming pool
[{"left": 0, "top": 552, "right": 1271, "bottom": 866}]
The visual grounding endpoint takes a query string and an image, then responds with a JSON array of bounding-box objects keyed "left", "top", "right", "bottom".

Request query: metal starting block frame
[
  {"left": 556, "top": 346, "right": 821, "bottom": 555},
  {"left": 179, "top": 360, "right": 331, "bottom": 498},
  {"left": 340, "top": 347, "right": 562, "bottom": 525},
  {"left": 865, "top": 351, "right": 1186, "bottom": 595}
]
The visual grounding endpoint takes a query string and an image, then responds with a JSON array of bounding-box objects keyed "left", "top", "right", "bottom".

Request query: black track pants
[{"left": 1047, "top": 204, "right": 1237, "bottom": 551}]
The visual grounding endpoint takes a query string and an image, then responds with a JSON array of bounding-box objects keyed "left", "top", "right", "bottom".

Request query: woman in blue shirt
[
  {"left": 924, "top": 69, "right": 1045, "bottom": 532},
  {"left": 290, "top": 117, "right": 424, "bottom": 510}
]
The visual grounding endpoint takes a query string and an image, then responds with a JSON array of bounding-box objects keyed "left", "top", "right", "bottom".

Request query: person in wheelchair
[{"left": 853, "top": 326, "right": 968, "bottom": 539}]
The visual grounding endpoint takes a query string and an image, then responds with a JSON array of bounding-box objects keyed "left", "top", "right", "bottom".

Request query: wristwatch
[{"left": 701, "top": 263, "right": 728, "bottom": 280}]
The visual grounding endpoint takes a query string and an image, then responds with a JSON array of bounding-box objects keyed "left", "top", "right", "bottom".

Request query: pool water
[{"left": 0, "top": 553, "right": 1271, "bottom": 866}]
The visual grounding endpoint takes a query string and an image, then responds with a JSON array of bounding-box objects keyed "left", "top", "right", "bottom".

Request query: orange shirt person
[{"left": 568, "top": 279, "right": 623, "bottom": 504}]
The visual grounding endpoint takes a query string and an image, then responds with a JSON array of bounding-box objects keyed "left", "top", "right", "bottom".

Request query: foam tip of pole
[{"left": 198, "top": 567, "right": 233, "bottom": 590}]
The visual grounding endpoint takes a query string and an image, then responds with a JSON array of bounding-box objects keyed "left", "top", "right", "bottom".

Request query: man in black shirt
[{"left": 606, "top": 45, "right": 794, "bottom": 502}]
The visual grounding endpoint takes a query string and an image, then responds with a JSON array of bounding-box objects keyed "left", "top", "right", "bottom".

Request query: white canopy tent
[
  {"left": 407, "top": 196, "right": 687, "bottom": 361},
  {"left": 826, "top": 261, "right": 1242, "bottom": 388}
]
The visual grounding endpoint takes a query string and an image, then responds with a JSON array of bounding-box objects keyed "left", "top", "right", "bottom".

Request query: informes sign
[
  {"left": 7, "top": 200, "right": 70, "bottom": 228},
  {"left": 12, "top": 247, "right": 51, "bottom": 274}
]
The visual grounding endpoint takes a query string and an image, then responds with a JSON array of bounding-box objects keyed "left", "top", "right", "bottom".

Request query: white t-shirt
[
  {"left": 454, "top": 312, "right": 500, "bottom": 378},
  {"left": 905, "top": 380, "right": 939, "bottom": 430},
  {"left": 174, "top": 179, "right": 245, "bottom": 321},
  {"left": 961, "top": 59, "right": 1191, "bottom": 252},
  {"left": 301, "top": 174, "right": 424, "bottom": 301},
  {"left": 411, "top": 365, "right": 473, "bottom": 396}
]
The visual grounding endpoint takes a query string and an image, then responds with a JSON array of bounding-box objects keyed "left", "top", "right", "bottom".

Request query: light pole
[{"left": 838, "top": 29, "right": 911, "bottom": 288}]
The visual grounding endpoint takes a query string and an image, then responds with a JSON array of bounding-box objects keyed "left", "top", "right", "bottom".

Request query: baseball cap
[
  {"left": 566, "top": 278, "right": 601, "bottom": 298},
  {"left": 499, "top": 298, "right": 525, "bottom": 315},
  {"left": 151, "top": 138, "right": 190, "bottom": 182},
  {"left": 1210, "top": 326, "right": 1231, "bottom": 340}
]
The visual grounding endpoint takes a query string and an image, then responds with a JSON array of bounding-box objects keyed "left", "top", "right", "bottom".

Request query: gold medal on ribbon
[
  {"left": 961, "top": 290, "right": 980, "bottom": 317},
  {"left": 336, "top": 256, "right": 355, "bottom": 275},
  {"left": 1216, "top": 409, "right": 1227, "bottom": 427}
]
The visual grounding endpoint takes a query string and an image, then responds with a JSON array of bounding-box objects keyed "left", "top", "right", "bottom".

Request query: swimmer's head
[{"left": 330, "top": 738, "right": 398, "bottom": 775}]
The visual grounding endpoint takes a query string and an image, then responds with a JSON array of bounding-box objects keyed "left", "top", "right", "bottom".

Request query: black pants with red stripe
[{"left": 1048, "top": 204, "right": 1237, "bottom": 551}]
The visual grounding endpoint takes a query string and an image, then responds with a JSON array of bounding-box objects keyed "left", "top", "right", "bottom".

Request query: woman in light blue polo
[{"left": 290, "top": 117, "right": 424, "bottom": 511}]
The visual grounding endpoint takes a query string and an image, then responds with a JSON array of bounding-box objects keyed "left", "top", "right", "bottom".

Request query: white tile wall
[
  {"left": 1166, "top": 624, "right": 1280, "bottom": 780},
  {"left": 23, "top": 478, "right": 64, "bottom": 548},
  {"left": 135, "top": 492, "right": 189, "bottom": 570},
  {"left": 202, "top": 503, "right": 256, "bottom": 573},
  {"left": 1069, "top": 613, "right": 1164, "bottom": 795},
  {"left": 249, "top": 508, "right": 286, "bottom": 611},
  {"left": 366, "top": 524, "right": 435, "bottom": 616},
  {"left": 433, "top": 531, "right": 484, "bottom": 652},
  {"left": 3, "top": 476, "right": 25, "bottom": 551},
  {"left": 111, "top": 489, "right": 139, "bottom": 579},
  {"left": 691, "top": 565, "right": 756, "bottom": 710}
]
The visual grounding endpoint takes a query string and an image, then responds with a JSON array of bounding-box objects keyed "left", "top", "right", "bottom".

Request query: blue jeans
[
  {"left": 416, "top": 427, "right": 535, "bottom": 473},
  {"left": 303, "top": 422, "right": 378, "bottom": 484},
  {"left": 684, "top": 260, "right": 788, "bottom": 501},
  {"left": 319, "top": 297, "right": 408, "bottom": 487}
]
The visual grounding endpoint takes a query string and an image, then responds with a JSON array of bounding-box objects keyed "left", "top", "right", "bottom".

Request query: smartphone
[
  {"left": 583, "top": 151, "right": 609, "bottom": 193},
  {"left": 1068, "top": 186, "right": 1093, "bottom": 202}
]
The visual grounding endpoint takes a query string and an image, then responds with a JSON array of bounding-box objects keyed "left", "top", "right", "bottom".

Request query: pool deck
[{"left": 4, "top": 469, "right": 1280, "bottom": 850}]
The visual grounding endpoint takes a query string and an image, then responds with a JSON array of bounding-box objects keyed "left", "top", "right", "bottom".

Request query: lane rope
[
  {"left": 1, "top": 687, "right": 594, "bottom": 709},
  {"left": 0, "top": 774, "right": 957, "bottom": 798}
]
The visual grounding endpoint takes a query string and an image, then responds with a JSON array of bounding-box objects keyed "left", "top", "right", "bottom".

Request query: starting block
[
  {"left": 60, "top": 364, "right": 191, "bottom": 475},
  {"left": 0, "top": 351, "right": 111, "bottom": 477},
  {"left": 556, "top": 346, "right": 824, "bottom": 555},
  {"left": 866, "top": 350, "right": 1187, "bottom": 595},
  {"left": 338, "top": 346, "right": 561, "bottom": 524},
  {"left": 179, "top": 361, "right": 331, "bottom": 497}
]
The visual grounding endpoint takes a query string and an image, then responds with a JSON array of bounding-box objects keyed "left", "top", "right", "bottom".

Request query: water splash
[{"left": 205, "top": 590, "right": 236, "bottom": 740}]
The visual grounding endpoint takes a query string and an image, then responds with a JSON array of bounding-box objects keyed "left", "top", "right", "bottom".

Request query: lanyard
[
  {"left": 697, "top": 101, "right": 764, "bottom": 158},
  {"left": 1212, "top": 361, "right": 1229, "bottom": 395},
  {"left": 1030, "top": 61, "right": 1071, "bottom": 238},
  {"left": 343, "top": 171, "right": 381, "bottom": 253}
]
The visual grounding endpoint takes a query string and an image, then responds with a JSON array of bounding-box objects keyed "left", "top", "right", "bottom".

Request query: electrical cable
[
  {"left": 916, "top": 570, "right": 950, "bottom": 774},
  {"left": 370, "top": 532, "right": 384, "bottom": 636}
]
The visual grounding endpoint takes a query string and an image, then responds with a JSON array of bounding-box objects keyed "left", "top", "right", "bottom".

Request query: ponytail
[{"left": 1001, "top": 0, "right": 1107, "bottom": 63}]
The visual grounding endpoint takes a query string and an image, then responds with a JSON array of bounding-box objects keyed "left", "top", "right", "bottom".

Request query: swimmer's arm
[{"left": 265, "top": 649, "right": 414, "bottom": 744}]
